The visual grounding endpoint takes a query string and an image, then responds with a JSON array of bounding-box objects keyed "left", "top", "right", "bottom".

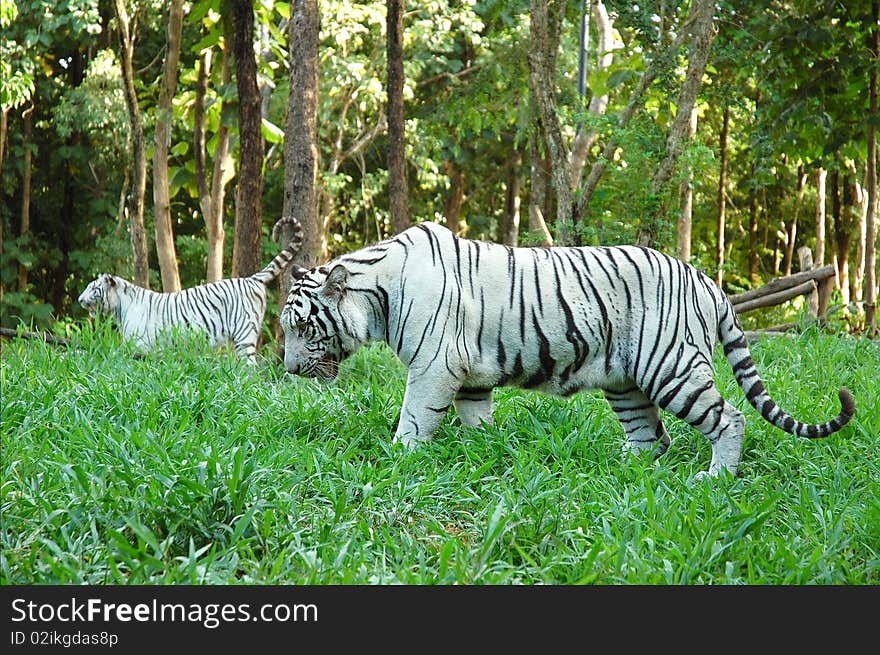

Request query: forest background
[{"left": 1, "top": 0, "right": 877, "bottom": 335}]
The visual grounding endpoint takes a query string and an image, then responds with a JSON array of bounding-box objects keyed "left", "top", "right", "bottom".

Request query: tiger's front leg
[
  {"left": 392, "top": 370, "right": 459, "bottom": 448},
  {"left": 453, "top": 388, "right": 494, "bottom": 427}
]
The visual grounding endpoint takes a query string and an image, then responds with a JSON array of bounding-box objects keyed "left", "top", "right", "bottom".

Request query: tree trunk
[
  {"left": 638, "top": 0, "right": 714, "bottom": 248},
  {"left": 783, "top": 164, "right": 807, "bottom": 275},
  {"left": 867, "top": 1, "right": 879, "bottom": 332},
  {"left": 53, "top": 149, "right": 74, "bottom": 313},
  {"left": 386, "top": 0, "right": 411, "bottom": 235},
  {"left": 853, "top": 170, "right": 868, "bottom": 307},
  {"left": 528, "top": 0, "right": 573, "bottom": 243},
  {"left": 443, "top": 160, "right": 465, "bottom": 235},
  {"left": 113, "top": 0, "right": 150, "bottom": 287},
  {"left": 231, "top": 0, "right": 264, "bottom": 278},
  {"left": 748, "top": 190, "right": 759, "bottom": 284},
  {"left": 0, "top": 108, "right": 8, "bottom": 184},
  {"left": 195, "top": 45, "right": 233, "bottom": 282},
  {"left": 715, "top": 104, "right": 729, "bottom": 287},
  {"left": 676, "top": 106, "right": 698, "bottom": 261},
  {"left": 528, "top": 132, "right": 554, "bottom": 246},
  {"left": 502, "top": 147, "right": 522, "bottom": 246},
  {"left": 570, "top": 0, "right": 616, "bottom": 190},
  {"left": 0, "top": 109, "right": 5, "bottom": 279},
  {"left": 814, "top": 167, "right": 827, "bottom": 267},
  {"left": 574, "top": 1, "right": 696, "bottom": 224},
  {"left": 283, "top": 0, "right": 320, "bottom": 275},
  {"left": 836, "top": 172, "right": 855, "bottom": 306},
  {"left": 152, "top": 0, "right": 184, "bottom": 292},
  {"left": 17, "top": 108, "right": 32, "bottom": 293}
]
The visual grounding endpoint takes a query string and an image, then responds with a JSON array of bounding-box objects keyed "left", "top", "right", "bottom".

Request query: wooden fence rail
[{"left": 731, "top": 248, "right": 837, "bottom": 340}]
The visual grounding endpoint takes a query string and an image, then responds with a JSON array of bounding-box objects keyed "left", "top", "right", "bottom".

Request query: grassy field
[{"left": 1, "top": 321, "right": 878, "bottom": 584}]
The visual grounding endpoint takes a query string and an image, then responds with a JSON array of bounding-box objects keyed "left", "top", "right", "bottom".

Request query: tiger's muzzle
[
  {"left": 286, "top": 355, "right": 339, "bottom": 381},
  {"left": 78, "top": 294, "right": 98, "bottom": 318}
]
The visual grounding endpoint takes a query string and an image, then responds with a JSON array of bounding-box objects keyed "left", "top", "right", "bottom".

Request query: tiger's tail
[
  {"left": 716, "top": 296, "right": 854, "bottom": 438},
  {"left": 251, "top": 217, "right": 304, "bottom": 285}
]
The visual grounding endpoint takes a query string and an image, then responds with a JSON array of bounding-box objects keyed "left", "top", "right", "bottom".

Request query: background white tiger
[
  {"left": 280, "top": 221, "right": 854, "bottom": 479},
  {"left": 79, "top": 217, "right": 303, "bottom": 363}
]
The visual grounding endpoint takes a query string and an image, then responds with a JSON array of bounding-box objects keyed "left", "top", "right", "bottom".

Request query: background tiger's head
[
  {"left": 280, "top": 264, "right": 367, "bottom": 380},
  {"left": 78, "top": 274, "right": 120, "bottom": 318}
]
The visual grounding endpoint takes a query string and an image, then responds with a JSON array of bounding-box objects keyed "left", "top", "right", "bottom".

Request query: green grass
[{"left": 1, "top": 320, "right": 878, "bottom": 584}]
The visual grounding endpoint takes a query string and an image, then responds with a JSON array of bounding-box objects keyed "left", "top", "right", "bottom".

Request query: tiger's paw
[{"left": 392, "top": 434, "right": 421, "bottom": 451}]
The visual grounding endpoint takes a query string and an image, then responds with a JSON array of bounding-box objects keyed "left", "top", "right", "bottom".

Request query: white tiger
[
  {"left": 280, "top": 221, "right": 854, "bottom": 478},
  {"left": 79, "top": 217, "right": 303, "bottom": 363}
]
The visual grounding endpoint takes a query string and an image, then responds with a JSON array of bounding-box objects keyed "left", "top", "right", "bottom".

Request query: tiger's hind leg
[
  {"left": 604, "top": 387, "right": 671, "bottom": 460},
  {"left": 454, "top": 388, "right": 494, "bottom": 428},
  {"left": 232, "top": 328, "right": 260, "bottom": 364},
  {"left": 651, "top": 369, "right": 745, "bottom": 479}
]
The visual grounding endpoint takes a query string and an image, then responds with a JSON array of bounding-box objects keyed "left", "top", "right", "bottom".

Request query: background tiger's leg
[
  {"left": 392, "top": 371, "right": 458, "bottom": 448},
  {"left": 454, "top": 388, "right": 494, "bottom": 427},
  {"left": 652, "top": 370, "right": 744, "bottom": 478},
  {"left": 604, "top": 387, "right": 671, "bottom": 460},
  {"left": 232, "top": 331, "right": 259, "bottom": 364}
]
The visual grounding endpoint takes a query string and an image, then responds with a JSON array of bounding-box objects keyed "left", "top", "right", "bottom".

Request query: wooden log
[
  {"left": 728, "top": 264, "right": 835, "bottom": 306},
  {"left": 797, "top": 245, "right": 813, "bottom": 272},
  {"left": 817, "top": 276, "right": 833, "bottom": 320},
  {"left": 744, "top": 328, "right": 797, "bottom": 342},
  {"left": 798, "top": 246, "right": 820, "bottom": 318},
  {"left": 733, "top": 280, "right": 817, "bottom": 314},
  {"left": 0, "top": 327, "right": 71, "bottom": 346}
]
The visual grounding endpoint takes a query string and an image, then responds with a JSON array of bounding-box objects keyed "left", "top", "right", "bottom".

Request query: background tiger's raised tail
[
  {"left": 717, "top": 298, "right": 855, "bottom": 438},
  {"left": 251, "top": 217, "right": 305, "bottom": 285}
]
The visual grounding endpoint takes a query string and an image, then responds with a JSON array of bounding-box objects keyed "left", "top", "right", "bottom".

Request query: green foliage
[
  {"left": 1, "top": 0, "right": 877, "bottom": 335},
  {"left": 52, "top": 50, "right": 130, "bottom": 171},
  {"left": 2, "top": 327, "right": 876, "bottom": 583}
]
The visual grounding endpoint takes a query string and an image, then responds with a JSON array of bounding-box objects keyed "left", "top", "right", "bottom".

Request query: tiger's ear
[
  {"left": 321, "top": 264, "right": 349, "bottom": 299},
  {"left": 291, "top": 266, "right": 309, "bottom": 280},
  {"left": 103, "top": 274, "right": 116, "bottom": 288}
]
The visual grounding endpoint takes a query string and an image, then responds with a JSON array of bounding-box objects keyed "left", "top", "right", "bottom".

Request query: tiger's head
[
  {"left": 78, "top": 274, "right": 121, "bottom": 318},
  {"left": 280, "top": 263, "right": 368, "bottom": 380}
]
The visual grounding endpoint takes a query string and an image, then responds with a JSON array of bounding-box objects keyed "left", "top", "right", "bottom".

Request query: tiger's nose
[{"left": 284, "top": 356, "right": 299, "bottom": 375}]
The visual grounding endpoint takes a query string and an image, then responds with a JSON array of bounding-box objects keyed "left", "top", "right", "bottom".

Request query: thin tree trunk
[
  {"left": 113, "top": 0, "right": 150, "bottom": 287},
  {"left": 152, "top": 0, "right": 184, "bottom": 292},
  {"left": 231, "top": 0, "right": 264, "bottom": 277},
  {"left": 0, "top": 108, "right": 7, "bottom": 184},
  {"left": 783, "top": 164, "right": 807, "bottom": 275},
  {"left": 571, "top": 0, "right": 616, "bottom": 189},
  {"left": 0, "top": 109, "right": 6, "bottom": 279},
  {"left": 195, "top": 45, "right": 233, "bottom": 282},
  {"left": 386, "top": 0, "right": 411, "bottom": 235},
  {"left": 853, "top": 170, "right": 868, "bottom": 307},
  {"left": 528, "top": 132, "right": 554, "bottom": 246},
  {"left": 16, "top": 108, "right": 32, "bottom": 293},
  {"left": 53, "top": 150, "right": 74, "bottom": 313},
  {"left": 815, "top": 167, "right": 827, "bottom": 267},
  {"left": 836, "top": 172, "right": 854, "bottom": 306},
  {"left": 715, "top": 104, "right": 729, "bottom": 287},
  {"left": 828, "top": 168, "right": 839, "bottom": 278},
  {"left": 830, "top": 169, "right": 842, "bottom": 294},
  {"left": 867, "top": 1, "right": 879, "bottom": 332},
  {"left": 676, "top": 106, "right": 697, "bottom": 261},
  {"left": 528, "top": 0, "right": 573, "bottom": 243},
  {"left": 502, "top": 147, "right": 522, "bottom": 246},
  {"left": 443, "top": 160, "right": 465, "bottom": 235},
  {"left": 638, "top": 0, "right": 714, "bottom": 248},
  {"left": 748, "top": 190, "right": 759, "bottom": 284},
  {"left": 283, "top": 0, "right": 320, "bottom": 275}
]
